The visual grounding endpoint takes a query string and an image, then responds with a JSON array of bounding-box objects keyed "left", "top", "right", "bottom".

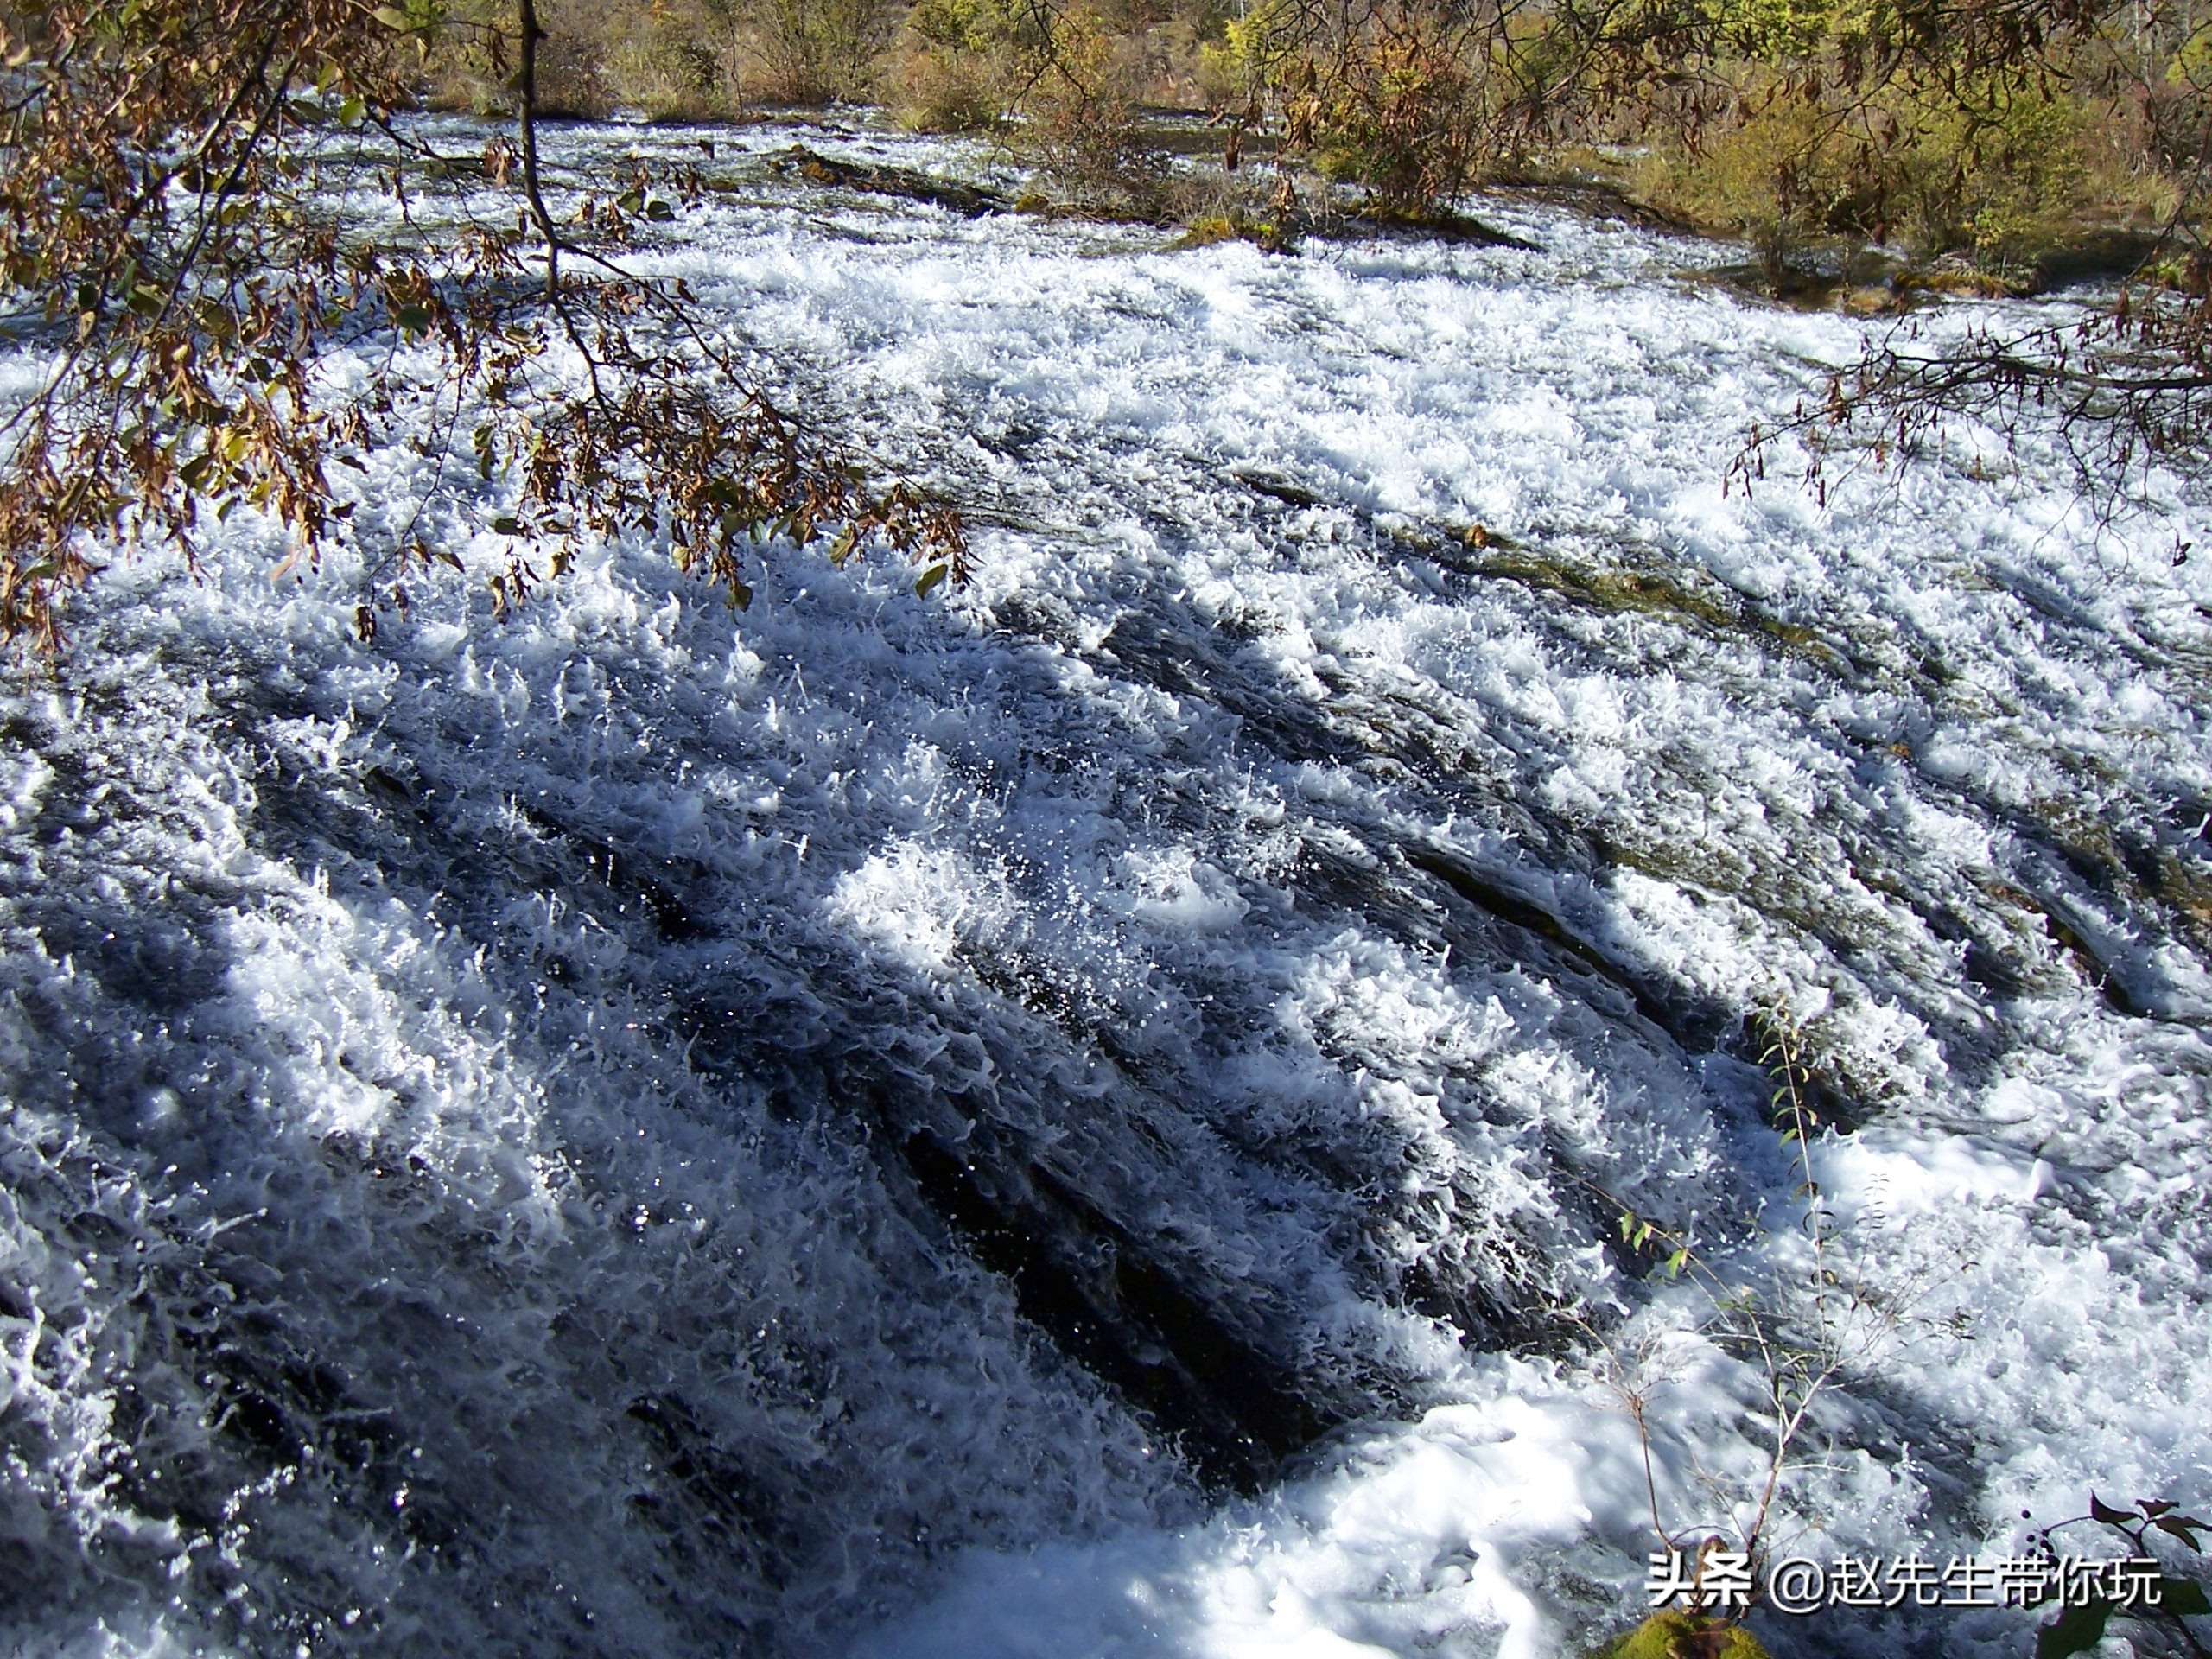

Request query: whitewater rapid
[{"left": 1, "top": 119, "right": 2206, "bottom": 1659}]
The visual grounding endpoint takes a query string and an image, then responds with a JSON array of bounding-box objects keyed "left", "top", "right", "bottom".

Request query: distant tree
[{"left": 0, "top": 0, "right": 963, "bottom": 650}]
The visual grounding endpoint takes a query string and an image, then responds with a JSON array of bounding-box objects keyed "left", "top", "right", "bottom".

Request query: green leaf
[
  {"left": 2037, "top": 1597, "right": 2113, "bottom": 1659},
  {"left": 2157, "top": 1517, "right": 2206, "bottom": 1553},
  {"left": 372, "top": 5, "right": 415, "bottom": 29},
  {"left": 645, "top": 199, "right": 676, "bottom": 222},
  {"left": 2092, "top": 1493, "right": 2134, "bottom": 1526},
  {"left": 914, "top": 562, "right": 949, "bottom": 597},
  {"left": 2158, "top": 1576, "right": 2211, "bottom": 1614},
  {"left": 491, "top": 517, "right": 523, "bottom": 536},
  {"left": 728, "top": 578, "right": 753, "bottom": 611}
]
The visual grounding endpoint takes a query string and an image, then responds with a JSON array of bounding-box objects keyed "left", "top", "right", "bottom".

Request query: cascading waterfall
[{"left": 2, "top": 119, "right": 2207, "bottom": 1659}]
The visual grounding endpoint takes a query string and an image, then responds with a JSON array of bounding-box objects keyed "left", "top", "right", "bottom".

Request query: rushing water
[{"left": 1, "top": 118, "right": 2208, "bottom": 1659}]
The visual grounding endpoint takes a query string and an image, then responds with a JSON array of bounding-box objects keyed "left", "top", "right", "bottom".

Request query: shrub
[
  {"left": 601, "top": 9, "right": 728, "bottom": 118},
  {"left": 1638, "top": 72, "right": 2115, "bottom": 280},
  {"left": 892, "top": 0, "right": 1036, "bottom": 129},
  {"left": 1020, "top": 3, "right": 1183, "bottom": 217},
  {"left": 1207, "top": 0, "right": 1535, "bottom": 219},
  {"left": 1308, "top": 15, "right": 1484, "bottom": 210},
  {"left": 1892, "top": 81, "right": 2094, "bottom": 264},
  {"left": 706, "top": 0, "right": 899, "bottom": 105},
  {"left": 421, "top": 0, "right": 623, "bottom": 117},
  {"left": 894, "top": 42, "right": 1014, "bottom": 130},
  {"left": 1635, "top": 89, "right": 1874, "bottom": 282}
]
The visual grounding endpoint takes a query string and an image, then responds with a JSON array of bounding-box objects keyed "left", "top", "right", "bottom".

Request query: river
[{"left": 1, "top": 118, "right": 2206, "bottom": 1659}]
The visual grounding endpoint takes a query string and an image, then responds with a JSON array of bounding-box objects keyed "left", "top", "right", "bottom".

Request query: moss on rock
[{"left": 1595, "top": 1610, "right": 1773, "bottom": 1659}]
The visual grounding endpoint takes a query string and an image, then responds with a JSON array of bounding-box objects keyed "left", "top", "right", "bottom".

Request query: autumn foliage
[{"left": 0, "top": 0, "right": 963, "bottom": 650}]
